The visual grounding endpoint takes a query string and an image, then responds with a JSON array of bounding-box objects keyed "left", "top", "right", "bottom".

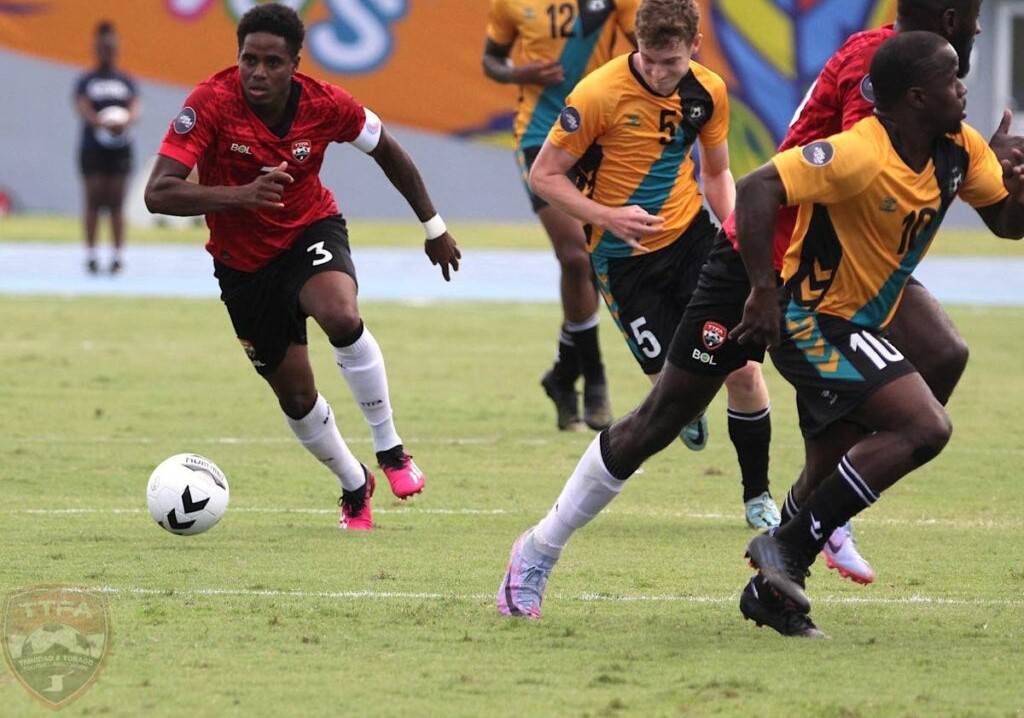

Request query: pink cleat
[
  {"left": 376, "top": 445, "right": 425, "bottom": 499},
  {"left": 822, "top": 522, "right": 875, "bottom": 584},
  {"left": 339, "top": 467, "right": 375, "bottom": 531}
]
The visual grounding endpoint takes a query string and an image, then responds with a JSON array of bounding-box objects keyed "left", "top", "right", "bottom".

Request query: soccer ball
[{"left": 146, "top": 453, "right": 229, "bottom": 536}]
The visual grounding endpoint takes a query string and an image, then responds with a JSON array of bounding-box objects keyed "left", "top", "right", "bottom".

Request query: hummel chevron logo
[{"left": 809, "top": 513, "right": 823, "bottom": 541}]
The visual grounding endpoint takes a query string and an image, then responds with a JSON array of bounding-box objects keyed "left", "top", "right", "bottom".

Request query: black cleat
[
  {"left": 740, "top": 577, "right": 829, "bottom": 639},
  {"left": 109, "top": 259, "right": 123, "bottom": 275},
  {"left": 541, "top": 369, "right": 584, "bottom": 431},
  {"left": 86, "top": 259, "right": 99, "bottom": 274},
  {"left": 745, "top": 532, "right": 811, "bottom": 613},
  {"left": 582, "top": 380, "right": 612, "bottom": 430}
]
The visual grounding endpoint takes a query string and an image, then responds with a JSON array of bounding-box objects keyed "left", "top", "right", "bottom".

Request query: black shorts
[
  {"left": 515, "top": 146, "right": 548, "bottom": 213},
  {"left": 770, "top": 310, "right": 916, "bottom": 438},
  {"left": 591, "top": 209, "right": 717, "bottom": 375},
  {"left": 515, "top": 145, "right": 584, "bottom": 214},
  {"left": 668, "top": 232, "right": 769, "bottom": 375},
  {"left": 213, "top": 215, "right": 356, "bottom": 376},
  {"left": 79, "top": 145, "right": 133, "bottom": 176}
]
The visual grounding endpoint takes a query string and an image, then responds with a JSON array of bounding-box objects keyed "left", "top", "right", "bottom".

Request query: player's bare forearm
[
  {"left": 980, "top": 196, "right": 1024, "bottom": 239},
  {"left": 145, "top": 156, "right": 291, "bottom": 216},
  {"left": 701, "top": 168, "right": 736, "bottom": 225},
  {"left": 734, "top": 166, "right": 785, "bottom": 289},
  {"left": 370, "top": 132, "right": 437, "bottom": 222}
]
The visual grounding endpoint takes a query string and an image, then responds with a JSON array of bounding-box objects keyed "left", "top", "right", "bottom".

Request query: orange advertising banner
[
  {"left": 1, "top": 0, "right": 896, "bottom": 173},
  {"left": 0, "top": 0, "right": 518, "bottom": 135}
]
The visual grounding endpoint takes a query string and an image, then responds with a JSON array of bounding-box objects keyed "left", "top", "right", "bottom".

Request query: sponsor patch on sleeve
[
  {"left": 173, "top": 106, "right": 197, "bottom": 135},
  {"left": 859, "top": 74, "right": 875, "bottom": 103},
  {"left": 800, "top": 141, "right": 835, "bottom": 167},
  {"left": 559, "top": 106, "right": 582, "bottom": 133}
]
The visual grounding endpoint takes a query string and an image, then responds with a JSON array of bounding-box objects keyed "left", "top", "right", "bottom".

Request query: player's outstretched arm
[
  {"left": 732, "top": 163, "right": 787, "bottom": 350},
  {"left": 368, "top": 130, "right": 461, "bottom": 281},
  {"left": 144, "top": 156, "right": 293, "bottom": 216}
]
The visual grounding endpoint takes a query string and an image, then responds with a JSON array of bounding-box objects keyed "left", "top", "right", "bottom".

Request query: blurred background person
[
  {"left": 73, "top": 20, "right": 140, "bottom": 275},
  {"left": 482, "top": 0, "right": 639, "bottom": 434}
]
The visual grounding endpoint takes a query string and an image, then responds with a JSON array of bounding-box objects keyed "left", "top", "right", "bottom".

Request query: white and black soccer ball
[{"left": 146, "top": 453, "right": 229, "bottom": 536}]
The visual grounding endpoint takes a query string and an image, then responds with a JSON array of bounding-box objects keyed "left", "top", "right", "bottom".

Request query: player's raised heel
[
  {"left": 377, "top": 445, "right": 425, "bottom": 499},
  {"left": 744, "top": 532, "right": 811, "bottom": 613},
  {"left": 822, "top": 522, "right": 875, "bottom": 584}
]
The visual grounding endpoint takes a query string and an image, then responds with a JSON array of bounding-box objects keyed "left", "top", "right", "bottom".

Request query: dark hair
[
  {"left": 96, "top": 20, "right": 115, "bottom": 37},
  {"left": 236, "top": 2, "right": 305, "bottom": 57},
  {"left": 636, "top": 0, "right": 700, "bottom": 49},
  {"left": 897, "top": 0, "right": 973, "bottom": 25},
  {"left": 869, "top": 31, "right": 951, "bottom": 110}
]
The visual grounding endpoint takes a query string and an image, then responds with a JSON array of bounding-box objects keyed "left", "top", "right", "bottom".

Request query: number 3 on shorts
[
  {"left": 307, "top": 240, "right": 333, "bottom": 266},
  {"left": 630, "top": 316, "right": 662, "bottom": 359}
]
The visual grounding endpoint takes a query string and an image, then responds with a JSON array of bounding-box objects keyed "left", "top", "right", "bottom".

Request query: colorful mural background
[{"left": 1, "top": 0, "right": 895, "bottom": 175}]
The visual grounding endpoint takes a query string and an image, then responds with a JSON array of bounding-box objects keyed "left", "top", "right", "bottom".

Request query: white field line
[
  {"left": 3, "top": 506, "right": 1014, "bottom": 528},
  {"left": 87, "top": 585, "right": 1024, "bottom": 608}
]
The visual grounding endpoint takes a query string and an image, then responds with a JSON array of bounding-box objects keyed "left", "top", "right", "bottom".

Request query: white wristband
[{"left": 423, "top": 214, "right": 447, "bottom": 240}]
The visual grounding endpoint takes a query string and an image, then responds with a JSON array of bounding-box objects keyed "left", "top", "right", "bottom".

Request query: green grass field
[
  {"left": 1, "top": 217, "right": 1023, "bottom": 716},
  {"left": 3, "top": 213, "right": 1024, "bottom": 256}
]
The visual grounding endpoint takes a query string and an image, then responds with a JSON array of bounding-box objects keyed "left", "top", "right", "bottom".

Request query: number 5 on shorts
[{"left": 630, "top": 316, "right": 662, "bottom": 359}]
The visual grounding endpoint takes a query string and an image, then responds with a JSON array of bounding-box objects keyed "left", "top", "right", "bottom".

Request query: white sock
[
  {"left": 564, "top": 312, "right": 600, "bottom": 333},
  {"left": 532, "top": 435, "right": 625, "bottom": 558},
  {"left": 333, "top": 325, "right": 402, "bottom": 453},
  {"left": 285, "top": 394, "right": 365, "bottom": 492}
]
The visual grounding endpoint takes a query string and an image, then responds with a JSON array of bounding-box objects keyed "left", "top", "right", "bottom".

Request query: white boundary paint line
[
  {"left": 5, "top": 506, "right": 1015, "bottom": 528},
  {"left": 88, "top": 585, "right": 1024, "bottom": 607}
]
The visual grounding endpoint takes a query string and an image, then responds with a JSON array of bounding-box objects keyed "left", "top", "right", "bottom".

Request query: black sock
[
  {"left": 728, "top": 407, "right": 771, "bottom": 501},
  {"left": 776, "top": 455, "right": 879, "bottom": 560},
  {"left": 780, "top": 488, "right": 800, "bottom": 525},
  {"left": 552, "top": 326, "right": 580, "bottom": 384},
  {"left": 599, "top": 431, "right": 632, "bottom": 482},
  {"left": 330, "top": 320, "right": 365, "bottom": 348},
  {"left": 571, "top": 324, "right": 605, "bottom": 385}
]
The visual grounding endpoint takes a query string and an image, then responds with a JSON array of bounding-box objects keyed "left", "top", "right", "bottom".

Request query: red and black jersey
[
  {"left": 157, "top": 67, "right": 367, "bottom": 271},
  {"left": 723, "top": 26, "right": 893, "bottom": 269}
]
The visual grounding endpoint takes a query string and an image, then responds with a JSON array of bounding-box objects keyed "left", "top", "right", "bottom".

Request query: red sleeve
[
  {"left": 328, "top": 84, "right": 366, "bottom": 144},
  {"left": 835, "top": 44, "right": 877, "bottom": 131},
  {"left": 157, "top": 83, "right": 219, "bottom": 168}
]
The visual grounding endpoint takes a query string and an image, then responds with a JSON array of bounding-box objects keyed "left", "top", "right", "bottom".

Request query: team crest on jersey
[
  {"left": 686, "top": 104, "right": 706, "bottom": 122},
  {"left": 702, "top": 321, "right": 728, "bottom": 351},
  {"left": 860, "top": 74, "right": 875, "bottom": 102},
  {"left": 291, "top": 140, "right": 311, "bottom": 162},
  {"left": 559, "top": 106, "right": 582, "bottom": 133},
  {"left": 587, "top": 0, "right": 608, "bottom": 10},
  {"left": 948, "top": 166, "right": 963, "bottom": 196},
  {"left": 173, "top": 107, "right": 196, "bottom": 134},
  {"left": 238, "top": 339, "right": 265, "bottom": 368},
  {"left": 801, "top": 141, "right": 835, "bottom": 167}
]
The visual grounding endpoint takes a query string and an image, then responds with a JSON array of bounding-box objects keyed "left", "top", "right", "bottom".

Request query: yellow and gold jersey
[
  {"left": 486, "top": 0, "right": 639, "bottom": 149},
  {"left": 548, "top": 53, "right": 729, "bottom": 258},
  {"left": 776, "top": 116, "right": 1008, "bottom": 329}
]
